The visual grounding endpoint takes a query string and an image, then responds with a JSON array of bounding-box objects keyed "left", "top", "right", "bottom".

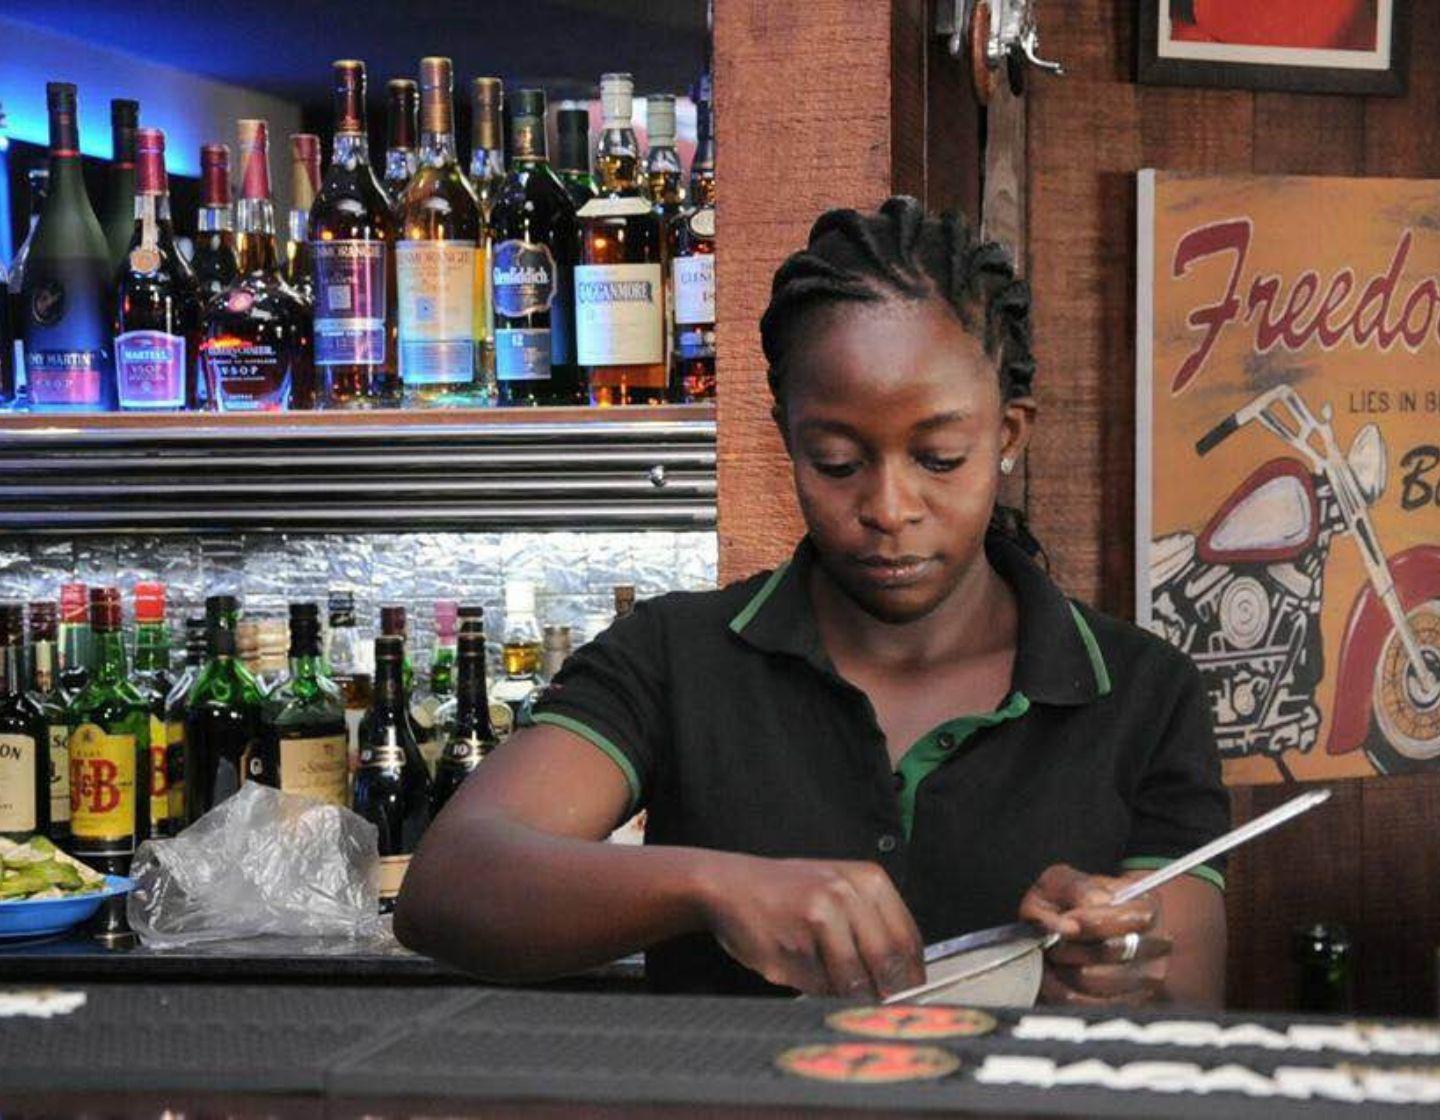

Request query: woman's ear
[{"left": 1000, "top": 396, "right": 1037, "bottom": 470}]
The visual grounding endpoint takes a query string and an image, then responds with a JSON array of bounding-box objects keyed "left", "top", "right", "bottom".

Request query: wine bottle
[
  {"left": 192, "top": 144, "right": 240, "bottom": 307},
  {"left": 161, "top": 617, "right": 206, "bottom": 833},
  {"left": 667, "top": 84, "right": 716, "bottom": 404},
  {"left": 115, "top": 128, "right": 202, "bottom": 411},
  {"left": 252, "top": 603, "right": 348, "bottom": 806},
  {"left": 489, "top": 88, "right": 583, "bottom": 406},
  {"left": 430, "top": 631, "right": 497, "bottom": 817},
  {"left": 313, "top": 60, "right": 400, "bottom": 409},
  {"left": 469, "top": 76, "right": 505, "bottom": 393},
  {"left": 324, "top": 589, "right": 372, "bottom": 771},
  {"left": 181, "top": 595, "right": 264, "bottom": 823},
  {"left": 129, "top": 582, "right": 174, "bottom": 839},
  {"left": 101, "top": 99, "right": 140, "bottom": 271},
  {"left": 396, "top": 57, "right": 483, "bottom": 407},
  {"left": 21, "top": 83, "right": 115, "bottom": 412},
  {"left": 284, "top": 133, "right": 321, "bottom": 304},
  {"left": 27, "top": 602, "right": 70, "bottom": 847},
  {"left": 643, "top": 93, "right": 685, "bottom": 221},
  {"left": 354, "top": 635, "right": 431, "bottom": 912},
  {"left": 200, "top": 120, "right": 314, "bottom": 411},
  {"left": 0, "top": 604, "right": 49, "bottom": 842},
  {"left": 555, "top": 104, "right": 599, "bottom": 208},
  {"left": 7, "top": 168, "right": 49, "bottom": 398},
  {"left": 383, "top": 79, "right": 419, "bottom": 209}
]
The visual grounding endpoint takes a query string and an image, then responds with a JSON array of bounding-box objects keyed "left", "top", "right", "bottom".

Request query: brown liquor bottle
[
  {"left": 200, "top": 120, "right": 315, "bottom": 411},
  {"left": 383, "top": 79, "right": 419, "bottom": 211},
  {"left": 666, "top": 89, "right": 716, "bottom": 403},
  {"left": 312, "top": 60, "right": 401, "bottom": 409},
  {"left": 643, "top": 94, "right": 684, "bottom": 222},
  {"left": 284, "top": 134, "right": 321, "bottom": 304},
  {"left": 577, "top": 74, "right": 666, "bottom": 406}
]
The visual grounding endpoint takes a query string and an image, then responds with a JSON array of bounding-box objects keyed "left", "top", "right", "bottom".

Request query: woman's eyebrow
[
  {"left": 795, "top": 418, "right": 861, "bottom": 437},
  {"left": 910, "top": 410, "right": 972, "bottom": 433}
]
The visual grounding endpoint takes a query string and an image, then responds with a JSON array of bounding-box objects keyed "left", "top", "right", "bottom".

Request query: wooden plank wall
[{"left": 1026, "top": 2, "right": 1440, "bottom": 1015}]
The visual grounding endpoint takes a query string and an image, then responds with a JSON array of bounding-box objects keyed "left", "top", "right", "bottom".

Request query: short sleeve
[
  {"left": 527, "top": 601, "right": 668, "bottom": 813},
  {"left": 1120, "top": 660, "right": 1232, "bottom": 891}
]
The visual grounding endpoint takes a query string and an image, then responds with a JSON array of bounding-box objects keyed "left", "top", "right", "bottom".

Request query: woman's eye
[
  {"left": 812, "top": 461, "right": 860, "bottom": 479},
  {"left": 918, "top": 454, "right": 964, "bottom": 473}
]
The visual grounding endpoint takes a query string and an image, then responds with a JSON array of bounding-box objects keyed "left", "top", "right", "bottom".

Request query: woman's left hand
[{"left": 1018, "top": 864, "right": 1171, "bottom": 1006}]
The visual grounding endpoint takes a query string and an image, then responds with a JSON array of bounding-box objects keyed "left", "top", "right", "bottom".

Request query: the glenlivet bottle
[
  {"left": 667, "top": 83, "right": 716, "bottom": 404},
  {"left": 555, "top": 104, "right": 599, "bottom": 209},
  {"left": 115, "top": 128, "right": 201, "bottom": 411},
  {"left": 430, "top": 632, "right": 497, "bottom": 817},
  {"left": 576, "top": 73, "right": 666, "bottom": 407},
  {"left": 182, "top": 595, "right": 264, "bottom": 823},
  {"left": 354, "top": 635, "right": 431, "bottom": 913},
  {"left": 383, "top": 79, "right": 419, "bottom": 210},
  {"left": 313, "top": 60, "right": 400, "bottom": 409},
  {"left": 201, "top": 120, "right": 314, "bottom": 411},
  {"left": 252, "top": 603, "right": 348, "bottom": 806},
  {"left": 129, "top": 582, "right": 175, "bottom": 839},
  {"left": 284, "top": 133, "right": 321, "bottom": 305},
  {"left": 27, "top": 602, "right": 71, "bottom": 848},
  {"left": 21, "top": 83, "right": 115, "bottom": 412},
  {"left": 0, "top": 604, "right": 49, "bottom": 842},
  {"left": 100, "top": 99, "right": 140, "bottom": 271},
  {"left": 489, "top": 88, "right": 582, "bottom": 406}
]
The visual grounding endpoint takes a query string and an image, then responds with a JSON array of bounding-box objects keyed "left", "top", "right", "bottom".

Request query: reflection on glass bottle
[{"left": 8, "top": 168, "right": 50, "bottom": 402}]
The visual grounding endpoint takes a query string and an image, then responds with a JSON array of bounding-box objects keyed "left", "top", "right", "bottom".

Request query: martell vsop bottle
[
  {"left": 396, "top": 57, "right": 484, "bottom": 407},
  {"left": 430, "top": 631, "right": 497, "bottom": 817},
  {"left": 22, "top": 83, "right": 115, "bottom": 412},
  {"left": 27, "top": 602, "right": 71, "bottom": 847},
  {"left": 313, "top": 61, "right": 401, "bottom": 409},
  {"left": 354, "top": 635, "right": 431, "bottom": 913},
  {"left": 115, "top": 128, "right": 202, "bottom": 411},
  {"left": 100, "top": 99, "right": 141, "bottom": 271},
  {"left": 0, "top": 604, "right": 49, "bottom": 842}
]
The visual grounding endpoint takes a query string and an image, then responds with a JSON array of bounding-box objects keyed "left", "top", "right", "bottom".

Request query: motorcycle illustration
[{"left": 1149, "top": 386, "right": 1440, "bottom": 775}]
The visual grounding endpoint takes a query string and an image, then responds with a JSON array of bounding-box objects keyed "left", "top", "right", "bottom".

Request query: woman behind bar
[{"left": 397, "top": 197, "right": 1229, "bottom": 1007}]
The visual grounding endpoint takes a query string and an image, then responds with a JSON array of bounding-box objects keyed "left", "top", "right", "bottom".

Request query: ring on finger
[{"left": 1118, "top": 931, "right": 1141, "bottom": 963}]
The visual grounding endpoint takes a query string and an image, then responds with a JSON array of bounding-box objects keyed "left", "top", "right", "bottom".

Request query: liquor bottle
[
  {"left": 489, "top": 89, "right": 582, "bottom": 406},
  {"left": 380, "top": 605, "right": 415, "bottom": 693},
  {"left": 201, "top": 120, "right": 315, "bottom": 411},
  {"left": 100, "top": 99, "right": 141, "bottom": 271},
  {"left": 396, "top": 58, "right": 483, "bottom": 407},
  {"left": 66, "top": 588, "right": 150, "bottom": 931},
  {"left": 540, "top": 624, "right": 572, "bottom": 684},
  {"left": 161, "top": 617, "right": 205, "bottom": 834},
  {"left": 129, "top": 582, "right": 174, "bottom": 839},
  {"left": 252, "top": 603, "right": 348, "bottom": 806},
  {"left": 576, "top": 74, "right": 666, "bottom": 407},
  {"left": 0, "top": 604, "right": 49, "bottom": 842},
  {"left": 429, "top": 631, "right": 497, "bottom": 817},
  {"left": 325, "top": 589, "right": 372, "bottom": 769},
  {"left": 492, "top": 581, "right": 542, "bottom": 722},
  {"left": 254, "top": 619, "right": 290, "bottom": 694},
  {"left": 411, "top": 600, "right": 457, "bottom": 775},
  {"left": 8, "top": 168, "right": 49, "bottom": 397},
  {"left": 192, "top": 145, "right": 240, "bottom": 308},
  {"left": 27, "top": 602, "right": 70, "bottom": 847},
  {"left": 21, "top": 83, "right": 115, "bottom": 412},
  {"left": 469, "top": 76, "right": 505, "bottom": 393},
  {"left": 383, "top": 79, "right": 419, "bottom": 208},
  {"left": 613, "top": 584, "right": 636, "bottom": 620},
  {"left": 312, "top": 60, "right": 401, "bottom": 409},
  {"left": 114, "top": 128, "right": 202, "bottom": 411},
  {"left": 182, "top": 596, "right": 264, "bottom": 823},
  {"left": 284, "top": 134, "right": 321, "bottom": 305},
  {"left": 58, "top": 583, "right": 94, "bottom": 695},
  {"left": 555, "top": 104, "right": 598, "bottom": 209},
  {"left": 457, "top": 604, "right": 513, "bottom": 742},
  {"left": 643, "top": 94, "right": 685, "bottom": 221},
  {"left": 354, "top": 635, "right": 431, "bottom": 912},
  {"left": 1291, "top": 922, "right": 1355, "bottom": 1014},
  {"left": 667, "top": 88, "right": 716, "bottom": 404},
  {"left": 236, "top": 620, "right": 263, "bottom": 680}
]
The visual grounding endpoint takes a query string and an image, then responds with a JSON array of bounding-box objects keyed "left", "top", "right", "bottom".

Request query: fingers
[
  {"left": 1046, "top": 933, "right": 1173, "bottom": 968},
  {"left": 1021, "top": 864, "right": 1161, "bottom": 942},
  {"left": 841, "top": 864, "right": 926, "bottom": 995},
  {"left": 1045, "top": 958, "right": 1168, "bottom": 1004}
]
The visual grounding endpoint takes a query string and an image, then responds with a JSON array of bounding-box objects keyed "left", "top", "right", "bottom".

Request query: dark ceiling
[{"left": 7, "top": 0, "right": 708, "bottom": 107}]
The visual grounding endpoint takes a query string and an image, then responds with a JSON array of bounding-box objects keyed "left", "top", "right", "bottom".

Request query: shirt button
[
  {"left": 877, "top": 834, "right": 898, "bottom": 854},
  {"left": 937, "top": 732, "right": 957, "bottom": 750}
]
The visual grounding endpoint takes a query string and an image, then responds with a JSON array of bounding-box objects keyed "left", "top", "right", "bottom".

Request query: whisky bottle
[
  {"left": 489, "top": 88, "right": 583, "bottom": 406},
  {"left": 129, "top": 582, "right": 174, "bottom": 839},
  {"left": 0, "top": 604, "right": 49, "bottom": 842},
  {"left": 643, "top": 93, "right": 685, "bottom": 222},
  {"left": 201, "top": 120, "right": 315, "bottom": 411},
  {"left": 284, "top": 133, "right": 321, "bottom": 305},
  {"left": 429, "top": 632, "right": 497, "bottom": 817},
  {"left": 27, "top": 602, "right": 70, "bottom": 847},
  {"left": 576, "top": 73, "right": 667, "bottom": 407},
  {"left": 396, "top": 57, "right": 484, "bottom": 407},
  {"left": 383, "top": 79, "right": 419, "bottom": 209},
  {"left": 492, "top": 580, "right": 542, "bottom": 723},
  {"left": 667, "top": 89, "right": 716, "bottom": 403},
  {"left": 192, "top": 145, "right": 240, "bottom": 308},
  {"left": 555, "top": 104, "right": 599, "bottom": 208},
  {"left": 469, "top": 76, "right": 505, "bottom": 397},
  {"left": 100, "top": 99, "right": 140, "bottom": 271},
  {"left": 313, "top": 60, "right": 400, "bottom": 409}
]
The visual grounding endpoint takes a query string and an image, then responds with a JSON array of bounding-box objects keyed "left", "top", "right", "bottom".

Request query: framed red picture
[{"left": 1139, "top": 1, "right": 1408, "bottom": 96}]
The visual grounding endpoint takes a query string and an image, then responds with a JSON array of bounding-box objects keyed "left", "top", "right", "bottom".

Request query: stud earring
[{"left": 1000, "top": 457, "right": 1015, "bottom": 475}]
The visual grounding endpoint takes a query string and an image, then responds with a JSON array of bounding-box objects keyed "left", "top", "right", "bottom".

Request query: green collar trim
[
  {"left": 1068, "top": 603, "right": 1112, "bottom": 698},
  {"left": 728, "top": 561, "right": 792, "bottom": 635},
  {"left": 1121, "top": 855, "right": 1226, "bottom": 894},
  {"left": 895, "top": 690, "right": 1032, "bottom": 838}
]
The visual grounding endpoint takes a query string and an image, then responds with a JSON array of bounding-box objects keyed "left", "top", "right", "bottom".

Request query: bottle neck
[
  {"left": 46, "top": 153, "right": 90, "bottom": 210},
  {"left": 133, "top": 622, "right": 169, "bottom": 672},
  {"left": 235, "top": 199, "right": 281, "bottom": 273},
  {"left": 454, "top": 656, "right": 490, "bottom": 723},
  {"left": 288, "top": 209, "right": 309, "bottom": 244},
  {"left": 198, "top": 206, "right": 233, "bottom": 233},
  {"left": 94, "top": 628, "right": 130, "bottom": 684},
  {"left": 596, "top": 127, "right": 642, "bottom": 194},
  {"left": 0, "top": 644, "right": 22, "bottom": 698},
  {"left": 469, "top": 148, "right": 504, "bottom": 183},
  {"left": 419, "top": 130, "right": 459, "bottom": 168},
  {"left": 373, "top": 662, "right": 406, "bottom": 710},
  {"left": 386, "top": 147, "right": 417, "bottom": 180},
  {"left": 60, "top": 622, "right": 94, "bottom": 675},
  {"left": 288, "top": 652, "right": 324, "bottom": 682},
  {"left": 134, "top": 193, "right": 174, "bottom": 224},
  {"left": 333, "top": 131, "right": 371, "bottom": 167},
  {"left": 31, "top": 639, "right": 57, "bottom": 693}
]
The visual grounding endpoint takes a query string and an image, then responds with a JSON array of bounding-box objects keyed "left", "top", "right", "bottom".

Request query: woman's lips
[{"left": 853, "top": 555, "right": 936, "bottom": 587}]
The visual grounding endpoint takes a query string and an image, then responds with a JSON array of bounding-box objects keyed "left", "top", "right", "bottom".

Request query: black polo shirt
[{"left": 530, "top": 532, "right": 1231, "bottom": 995}]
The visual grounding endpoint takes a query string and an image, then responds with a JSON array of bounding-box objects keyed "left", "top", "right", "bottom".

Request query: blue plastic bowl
[{"left": 0, "top": 875, "right": 133, "bottom": 940}]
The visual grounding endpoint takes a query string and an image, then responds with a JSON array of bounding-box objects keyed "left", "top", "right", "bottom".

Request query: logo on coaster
[
  {"left": 774, "top": 1042, "right": 959, "bottom": 1084},
  {"left": 826, "top": 1005, "right": 997, "bottom": 1041}
]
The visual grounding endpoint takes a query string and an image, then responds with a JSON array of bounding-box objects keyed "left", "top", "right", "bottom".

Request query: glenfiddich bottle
[
  {"left": 430, "top": 632, "right": 497, "bottom": 817},
  {"left": 577, "top": 73, "right": 667, "bottom": 407},
  {"left": 643, "top": 93, "right": 685, "bottom": 221},
  {"left": 27, "top": 602, "right": 70, "bottom": 847},
  {"left": 182, "top": 596, "right": 264, "bottom": 823},
  {"left": 161, "top": 617, "right": 206, "bottom": 831},
  {"left": 313, "top": 60, "right": 401, "bottom": 409},
  {"left": 555, "top": 104, "right": 599, "bottom": 209},
  {"left": 284, "top": 134, "right": 321, "bottom": 305},
  {"left": 202, "top": 120, "right": 315, "bottom": 411},
  {"left": 667, "top": 86, "right": 716, "bottom": 404},
  {"left": 383, "top": 79, "right": 419, "bottom": 209},
  {"left": 0, "top": 605, "right": 49, "bottom": 842},
  {"left": 129, "top": 583, "right": 174, "bottom": 839},
  {"left": 192, "top": 145, "right": 240, "bottom": 307},
  {"left": 100, "top": 99, "right": 141, "bottom": 271},
  {"left": 354, "top": 635, "right": 431, "bottom": 912},
  {"left": 115, "top": 128, "right": 202, "bottom": 411},
  {"left": 252, "top": 603, "right": 348, "bottom": 806}
]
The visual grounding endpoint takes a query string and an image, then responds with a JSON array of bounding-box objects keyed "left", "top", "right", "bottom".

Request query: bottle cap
[
  {"left": 135, "top": 128, "right": 167, "bottom": 196},
  {"left": 556, "top": 105, "right": 591, "bottom": 171},
  {"left": 27, "top": 602, "right": 58, "bottom": 642},
  {"left": 457, "top": 604, "right": 486, "bottom": 635},
  {"left": 89, "top": 587, "right": 122, "bottom": 631},
  {"left": 46, "top": 83, "right": 80, "bottom": 157},
  {"left": 504, "top": 581, "right": 536, "bottom": 616},
  {"left": 507, "top": 88, "right": 547, "bottom": 125},
  {"left": 290, "top": 133, "right": 322, "bottom": 209},
  {"left": 599, "top": 73, "right": 634, "bottom": 129},
  {"left": 111, "top": 98, "right": 139, "bottom": 166},
  {"left": 542, "top": 624, "right": 571, "bottom": 650},
  {"left": 134, "top": 581, "right": 166, "bottom": 624},
  {"left": 386, "top": 78, "right": 419, "bottom": 149},
  {"left": 418, "top": 57, "right": 454, "bottom": 136},
  {"left": 289, "top": 601, "right": 320, "bottom": 624},
  {"left": 60, "top": 583, "right": 89, "bottom": 623},
  {"left": 381, "top": 605, "right": 407, "bottom": 636},
  {"left": 434, "top": 600, "right": 458, "bottom": 639},
  {"left": 201, "top": 143, "right": 232, "bottom": 207},
  {"left": 471, "top": 77, "right": 503, "bottom": 150},
  {"left": 205, "top": 593, "right": 240, "bottom": 620},
  {"left": 332, "top": 60, "right": 367, "bottom": 135},
  {"left": 646, "top": 94, "right": 677, "bottom": 145},
  {"left": 236, "top": 119, "right": 272, "bottom": 202}
]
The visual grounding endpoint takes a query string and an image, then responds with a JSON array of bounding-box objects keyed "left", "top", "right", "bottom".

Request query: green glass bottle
[
  {"left": 101, "top": 99, "right": 140, "bottom": 271},
  {"left": 0, "top": 604, "right": 49, "bottom": 842},
  {"left": 161, "top": 617, "right": 206, "bottom": 834},
  {"left": 57, "top": 582, "right": 94, "bottom": 697},
  {"left": 130, "top": 582, "right": 174, "bottom": 839},
  {"left": 27, "top": 602, "right": 70, "bottom": 848},
  {"left": 252, "top": 603, "right": 348, "bottom": 806},
  {"left": 555, "top": 105, "right": 599, "bottom": 209},
  {"left": 182, "top": 596, "right": 264, "bottom": 824}
]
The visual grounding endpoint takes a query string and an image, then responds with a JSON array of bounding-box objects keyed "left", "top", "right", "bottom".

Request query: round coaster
[
  {"left": 775, "top": 1042, "right": 960, "bottom": 1084},
  {"left": 826, "top": 1005, "right": 997, "bottom": 1041}
]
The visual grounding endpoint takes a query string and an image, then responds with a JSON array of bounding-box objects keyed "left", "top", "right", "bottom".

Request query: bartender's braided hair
[{"left": 760, "top": 195, "right": 1042, "bottom": 556}]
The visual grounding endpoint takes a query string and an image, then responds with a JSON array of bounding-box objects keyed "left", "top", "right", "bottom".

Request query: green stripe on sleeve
[
  {"left": 530, "top": 712, "right": 642, "bottom": 813},
  {"left": 1120, "top": 855, "right": 1226, "bottom": 893}
]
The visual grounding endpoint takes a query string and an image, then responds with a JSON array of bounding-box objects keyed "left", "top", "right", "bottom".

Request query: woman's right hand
[{"left": 694, "top": 852, "right": 926, "bottom": 998}]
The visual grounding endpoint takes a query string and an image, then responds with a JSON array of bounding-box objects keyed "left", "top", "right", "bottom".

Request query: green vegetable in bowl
[{"left": 0, "top": 835, "right": 107, "bottom": 903}]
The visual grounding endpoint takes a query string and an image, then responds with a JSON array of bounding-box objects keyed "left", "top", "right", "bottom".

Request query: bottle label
[
  {"left": 396, "top": 240, "right": 476, "bottom": 384},
  {"left": 673, "top": 254, "right": 715, "bottom": 326},
  {"left": 575, "top": 263, "right": 664, "bottom": 366},
  {"left": 205, "top": 342, "right": 291, "bottom": 411},
  {"left": 280, "top": 733, "right": 349, "bottom": 807},
  {"left": 27, "top": 350, "right": 104, "bottom": 406},
  {"left": 492, "top": 239, "right": 557, "bottom": 319},
  {"left": 358, "top": 743, "right": 406, "bottom": 769},
  {"left": 49, "top": 724, "right": 71, "bottom": 827},
  {"left": 378, "top": 853, "right": 410, "bottom": 900},
  {"left": 148, "top": 714, "right": 171, "bottom": 830},
  {"left": 0, "top": 734, "right": 40, "bottom": 833},
  {"left": 116, "top": 330, "right": 186, "bottom": 409},
  {"left": 688, "top": 208, "right": 716, "bottom": 239},
  {"left": 313, "top": 241, "right": 388, "bottom": 367},
  {"left": 495, "top": 329, "right": 552, "bottom": 381},
  {"left": 68, "top": 724, "right": 137, "bottom": 843},
  {"left": 575, "top": 196, "right": 654, "bottom": 220}
]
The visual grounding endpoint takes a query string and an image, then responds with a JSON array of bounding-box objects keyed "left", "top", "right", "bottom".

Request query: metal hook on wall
[{"left": 937, "top": 0, "right": 1064, "bottom": 104}]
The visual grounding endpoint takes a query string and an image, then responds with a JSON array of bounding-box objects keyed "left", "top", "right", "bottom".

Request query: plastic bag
[{"left": 127, "top": 784, "right": 382, "bottom": 948}]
